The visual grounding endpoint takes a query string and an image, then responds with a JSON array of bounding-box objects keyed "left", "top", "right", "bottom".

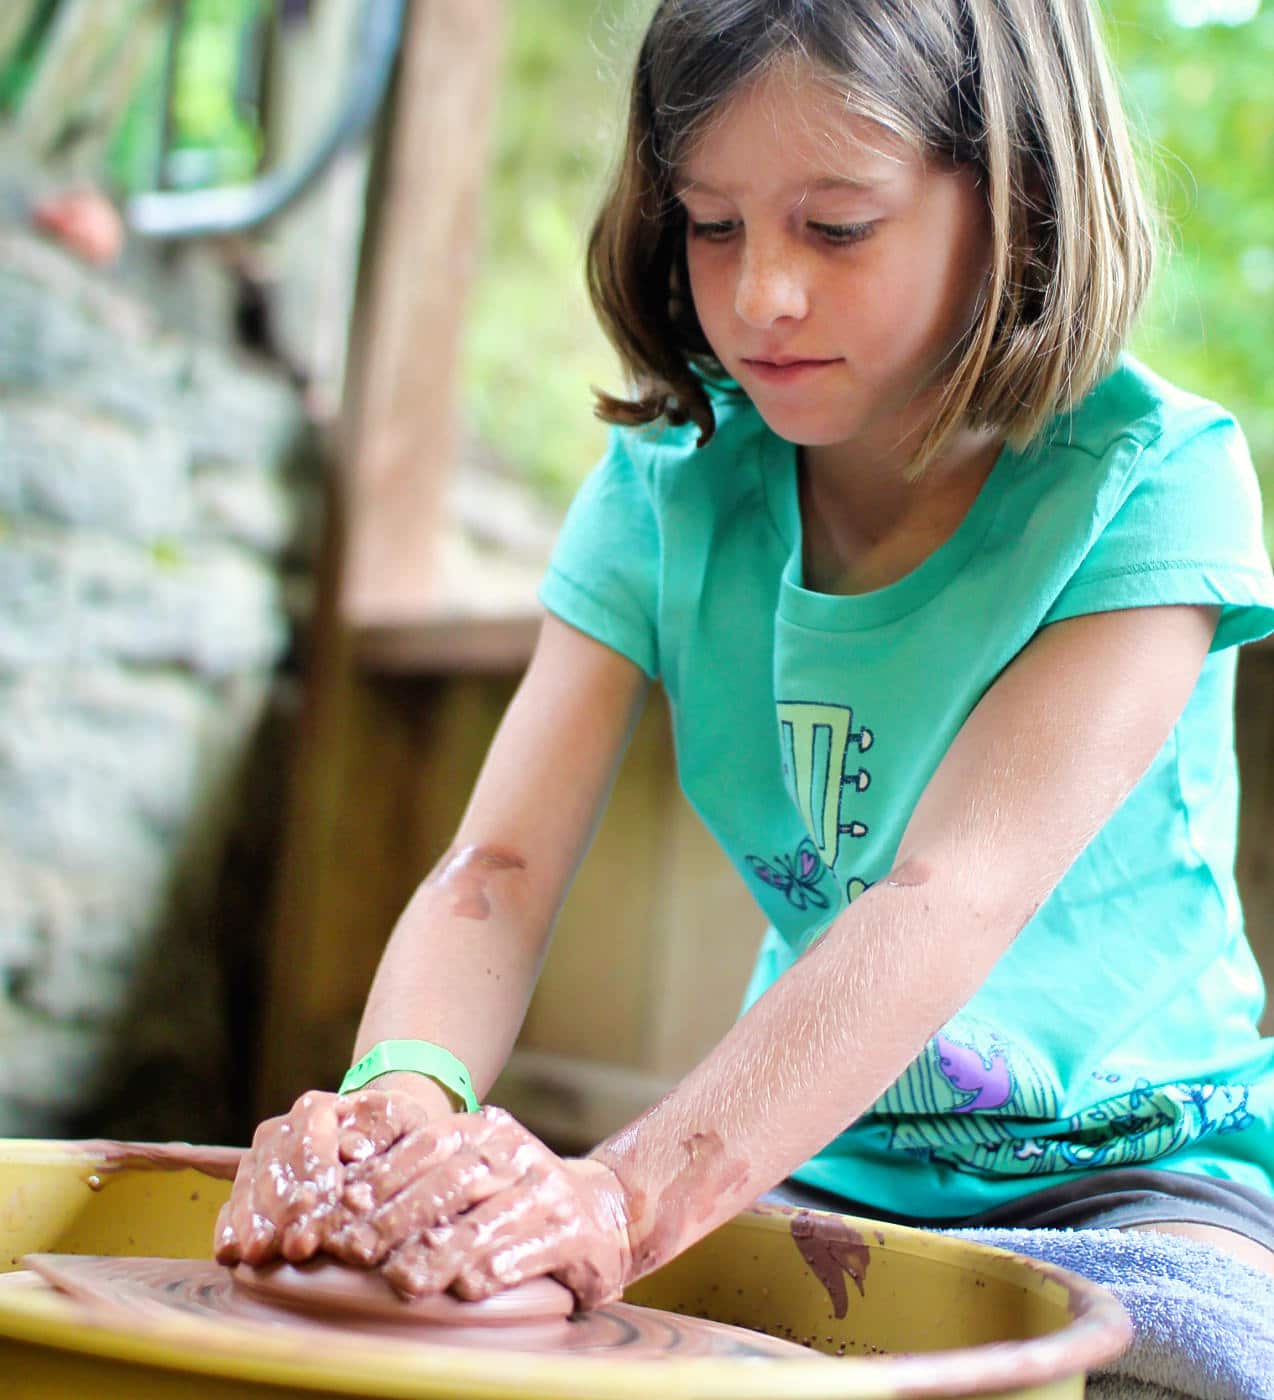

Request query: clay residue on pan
[
  {"left": 70, "top": 1140, "right": 244, "bottom": 1182},
  {"left": 790, "top": 1210, "right": 871, "bottom": 1319},
  {"left": 426, "top": 844, "right": 528, "bottom": 921}
]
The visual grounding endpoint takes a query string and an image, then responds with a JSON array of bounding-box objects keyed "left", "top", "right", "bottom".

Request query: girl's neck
[{"left": 798, "top": 427, "right": 1003, "bottom": 596}]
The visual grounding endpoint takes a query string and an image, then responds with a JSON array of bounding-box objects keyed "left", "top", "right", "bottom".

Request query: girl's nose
[{"left": 734, "top": 243, "right": 808, "bottom": 328}]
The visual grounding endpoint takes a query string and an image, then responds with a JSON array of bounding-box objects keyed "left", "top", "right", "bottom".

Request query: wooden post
[
  {"left": 255, "top": 0, "right": 505, "bottom": 1117},
  {"left": 340, "top": 0, "right": 504, "bottom": 626}
]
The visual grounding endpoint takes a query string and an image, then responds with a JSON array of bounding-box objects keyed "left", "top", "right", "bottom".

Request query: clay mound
[{"left": 231, "top": 1258, "right": 576, "bottom": 1328}]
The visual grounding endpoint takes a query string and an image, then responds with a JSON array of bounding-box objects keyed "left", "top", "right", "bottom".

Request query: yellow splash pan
[{"left": 0, "top": 1138, "right": 1130, "bottom": 1399}]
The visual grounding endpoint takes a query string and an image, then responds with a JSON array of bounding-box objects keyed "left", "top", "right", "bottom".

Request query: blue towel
[{"left": 952, "top": 1228, "right": 1274, "bottom": 1400}]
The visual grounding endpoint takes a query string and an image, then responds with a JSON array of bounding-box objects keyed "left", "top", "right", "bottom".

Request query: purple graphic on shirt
[
  {"left": 935, "top": 1032, "right": 1013, "bottom": 1113},
  {"left": 745, "top": 837, "right": 831, "bottom": 912}
]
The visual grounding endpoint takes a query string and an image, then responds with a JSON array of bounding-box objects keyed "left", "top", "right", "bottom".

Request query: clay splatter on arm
[
  {"left": 596, "top": 1128, "right": 750, "bottom": 1280},
  {"left": 425, "top": 845, "right": 529, "bottom": 922},
  {"left": 884, "top": 856, "right": 932, "bottom": 889}
]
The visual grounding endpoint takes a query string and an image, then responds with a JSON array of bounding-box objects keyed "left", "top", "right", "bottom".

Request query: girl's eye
[
  {"left": 688, "top": 220, "right": 739, "bottom": 242},
  {"left": 808, "top": 221, "right": 874, "bottom": 245}
]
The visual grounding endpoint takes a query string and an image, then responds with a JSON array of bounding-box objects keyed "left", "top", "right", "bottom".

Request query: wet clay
[
  {"left": 325, "top": 1107, "right": 628, "bottom": 1310},
  {"left": 232, "top": 1259, "right": 574, "bottom": 1328},
  {"left": 72, "top": 1139, "right": 243, "bottom": 1182},
  {"left": 427, "top": 844, "right": 528, "bottom": 921},
  {"left": 20, "top": 1256, "right": 811, "bottom": 1360},
  {"left": 790, "top": 1210, "right": 871, "bottom": 1320},
  {"left": 215, "top": 1091, "right": 444, "bottom": 1269}
]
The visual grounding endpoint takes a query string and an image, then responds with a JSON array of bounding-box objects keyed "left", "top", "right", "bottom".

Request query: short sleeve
[
  {"left": 538, "top": 429, "right": 661, "bottom": 679},
  {"left": 1043, "top": 418, "right": 1274, "bottom": 651}
]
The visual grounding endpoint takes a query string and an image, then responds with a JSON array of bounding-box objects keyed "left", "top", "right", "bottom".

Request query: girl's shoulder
[
  {"left": 1027, "top": 355, "right": 1273, "bottom": 654},
  {"left": 1039, "top": 354, "right": 1242, "bottom": 468}
]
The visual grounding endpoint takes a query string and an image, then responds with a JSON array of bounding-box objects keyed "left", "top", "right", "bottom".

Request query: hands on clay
[
  {"left": 331, "top": 1106, "right": 634, "bottom": 1309},
  {"left": 214, "top": 1089, "right": 431, "bottom": 1266},
  {"left": 217, "top": 1096, "right": 634, "bottom": 1311}
]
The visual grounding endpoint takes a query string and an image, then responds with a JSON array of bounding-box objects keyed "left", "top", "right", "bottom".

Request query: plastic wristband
[{"left": 339, "top": 1040, "right": 480, "bottom": 1112}]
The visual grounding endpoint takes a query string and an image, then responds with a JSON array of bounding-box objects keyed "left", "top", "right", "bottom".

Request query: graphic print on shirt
[
  {"left": 872, "top": 1018, "right": 1047, "bottom": 1140},
  {"left": 774, "top": 702, "right": 873, "bottom": 867},
  {"left": 745, "top": 838, "right": 831, "bottom": 912},
  {"left": 935, "top": 1031, "right": 1013, "bottom": 1112},
  {"left": 868, "top": 1017, "right": 1257, "bottom": 1177}
]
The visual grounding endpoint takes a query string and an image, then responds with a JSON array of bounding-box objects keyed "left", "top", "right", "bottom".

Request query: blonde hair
[{"left": 587, "top": 0, "right": 1157, "bottom": 463}]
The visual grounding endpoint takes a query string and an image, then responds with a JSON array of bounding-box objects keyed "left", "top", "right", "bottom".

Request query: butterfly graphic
[{"left": 746, "top": 838, "right": 830, "bottom": 911}]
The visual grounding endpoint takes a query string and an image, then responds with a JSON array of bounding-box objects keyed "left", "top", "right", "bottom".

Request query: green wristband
[{"left": 339, "top": 1040, "right": 480, "bottom": 1112}]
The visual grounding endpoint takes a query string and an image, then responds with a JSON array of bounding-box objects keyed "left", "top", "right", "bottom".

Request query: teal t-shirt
[{"left": 538, "top": 356, "right": 1274, "bottom": 1218}]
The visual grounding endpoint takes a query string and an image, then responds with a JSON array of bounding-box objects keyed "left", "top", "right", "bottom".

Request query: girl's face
[{"left": 678, "top": 65, "right": 991, "bottom": 476}]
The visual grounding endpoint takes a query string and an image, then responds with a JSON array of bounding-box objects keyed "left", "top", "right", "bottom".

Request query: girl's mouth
[{"left": 741, "top": 357, "right": 842, "bottom": 385}]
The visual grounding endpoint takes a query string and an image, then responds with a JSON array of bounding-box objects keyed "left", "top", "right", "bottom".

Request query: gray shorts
[{"left": 764, "top": 1168, "right": 1274, "bottom": 1253}]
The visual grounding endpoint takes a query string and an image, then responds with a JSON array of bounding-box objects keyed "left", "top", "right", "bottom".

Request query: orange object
[{"left": 32, "top": 189, "right": 125, "bottom": 266}]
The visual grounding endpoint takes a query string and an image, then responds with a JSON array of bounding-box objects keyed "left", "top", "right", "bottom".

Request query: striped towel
[{"left": 954, "top": 1227, "right": 1274, "bottom": 1400}]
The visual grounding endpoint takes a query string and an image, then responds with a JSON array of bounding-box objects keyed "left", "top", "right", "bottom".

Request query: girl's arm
[
  {"left": 594, "top": 601, "right": 1221, "bottom": 1275},
  {"left": 214, "top": 614, "right": 651, "bottom": 1264},
  {"left": 351, "top": 612, "right": 652, "bottom": 1108},
  {"left": 339, "top": 602, "right": 1217, "bottom": 1302}
]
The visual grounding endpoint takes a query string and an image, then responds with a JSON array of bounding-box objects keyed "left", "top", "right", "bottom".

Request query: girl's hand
[
  {"left": 214, "top": 1088, "right": 430, "bottom": 1266},
  {"left": 333, "top": 1106, "right": 634, "bottom": 1309}
]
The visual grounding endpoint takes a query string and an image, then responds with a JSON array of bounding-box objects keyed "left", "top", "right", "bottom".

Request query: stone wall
[{"left": 0, "top": 222, "right": 319, "bottom": 1142}]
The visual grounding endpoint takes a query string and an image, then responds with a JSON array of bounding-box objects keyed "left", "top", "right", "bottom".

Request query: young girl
[{"left": 216, "top": 0, "right": 1274, "bottom": 1305}]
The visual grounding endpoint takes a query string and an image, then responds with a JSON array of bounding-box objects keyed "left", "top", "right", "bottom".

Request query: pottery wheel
[
  {"left": 232, "top": 1258, "right": 574, "bottom": 1328},
  {"left": 19, "top": 1255, "right": 811, "bottom": 1360}
]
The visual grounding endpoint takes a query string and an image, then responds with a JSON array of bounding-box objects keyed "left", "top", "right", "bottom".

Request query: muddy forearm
[
  {"left": 591, "top": 872, "right": 1017, "bottom": 1285},
  {"left": 352, "top": 842, "right": 554, "bottom": 1105}
]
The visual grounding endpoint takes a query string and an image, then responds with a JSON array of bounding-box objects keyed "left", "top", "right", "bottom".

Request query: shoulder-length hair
[{"left": 586, "top": 0, "right": 1157, "bottom": 463}]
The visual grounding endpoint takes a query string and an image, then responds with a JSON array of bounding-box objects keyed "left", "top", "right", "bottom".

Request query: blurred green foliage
[
  {"left": 109, "top": 0, "right": 266, "bottom": 193},
  {"left": 462, "top": 0, "right": 634, "bottom": 504},
  {"left": 0, "top": 0, "right": 58, "bottom": 111},
  {"left": 1111, "top": 0, "right": 1274, "bottom": 538},
  {"left": 0, "top": 0, "right": 265, "bottom": 190},
  {"left": 465, "top": 0, "right": 1274, "bottom": 539},
  {"left": 5, "top": 0, "right": 1269, "bottom": 536}
]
